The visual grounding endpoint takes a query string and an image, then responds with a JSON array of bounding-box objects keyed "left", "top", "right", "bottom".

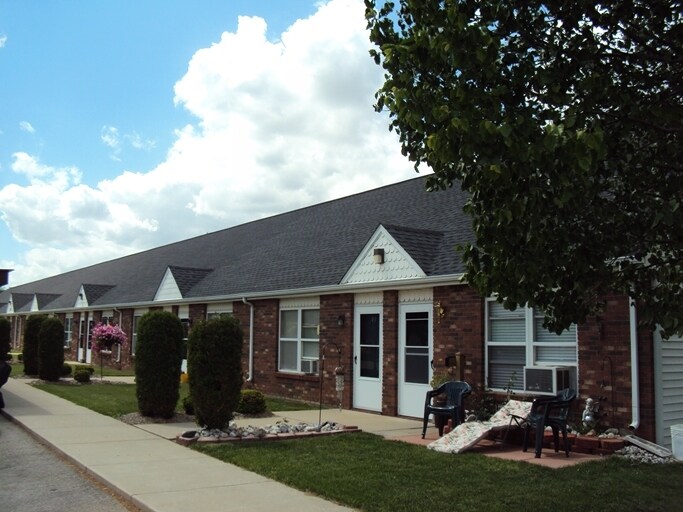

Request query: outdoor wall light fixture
[
  {"left": 373, "top": 248, "right": 385, "bottom": 264},
  {"left": 435, "top": 301, "right": 446, "bottom": 323},
  {"left": 337, "top": 315, "right": 345, "bottom": 327}
]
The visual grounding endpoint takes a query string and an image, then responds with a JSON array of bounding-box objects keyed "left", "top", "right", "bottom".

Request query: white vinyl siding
[
  {"left": 654, "top": 331, "right": 683, "bottom": 449},
  {"left": 486, "top": 299, "right": 577, "bottom": 391}
]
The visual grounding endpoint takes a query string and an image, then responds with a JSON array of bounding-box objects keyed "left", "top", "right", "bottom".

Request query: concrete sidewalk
[{"left": 1, "top": 378, "right": 376, "bottom": 512}]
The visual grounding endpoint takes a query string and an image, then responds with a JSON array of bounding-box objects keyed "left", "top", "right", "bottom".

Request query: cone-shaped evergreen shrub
[
  {"left": 188, "top": 316, "right": 243, "bottom": 429},
  {"left": 38, "top": 317, "right": 65, "bottom": 381},
  {"left": 135, "top": 311, "right": 184, "bottom": 418},
  {"left": 23, "top": 315, "right": 46, "bottom": 375},
  {"left": 0, "top": 317, "right": 10, "bottom": 361}
]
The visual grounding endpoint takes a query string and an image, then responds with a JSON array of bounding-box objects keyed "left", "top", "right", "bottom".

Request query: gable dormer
[
  {"left": 340, "top": 225, "right": 427, "bottom": 285},
  {"left": 9, "top": 293, "right": 32, "bottom": 313},
  {"left": 154, "top": 266, "right": 213, "bottom": 302},
  {"left": 31, "top": 293, "right": 62, "bottom": 312},
  {"left": 75, "top": 284, "right": 116, "bottom": 308},
  {"left": 155, "top": 268, "right": 182, "bottom": 301}
]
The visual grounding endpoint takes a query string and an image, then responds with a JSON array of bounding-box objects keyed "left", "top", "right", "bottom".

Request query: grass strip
[{"left": 193, "top": 432, "right": 683, "bottom": 512}]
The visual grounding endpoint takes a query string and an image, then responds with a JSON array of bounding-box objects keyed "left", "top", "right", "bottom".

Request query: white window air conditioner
[
  {"left": 300, "top": 359, "right": 319, "bottom": 375},
  {"left": 523, "top": 366, "right": 571, "bottom": 395}
]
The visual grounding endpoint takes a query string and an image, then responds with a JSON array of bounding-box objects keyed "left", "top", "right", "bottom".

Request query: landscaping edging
[{"left": 176, "top": 423, "right": 361, "bottom": 446}]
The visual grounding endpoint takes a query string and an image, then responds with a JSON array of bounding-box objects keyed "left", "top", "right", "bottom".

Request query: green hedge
[
  {"left": 38, "top": 317, "right": 64, "bottom": 381},
  {"left": 135, "top": 311, "right": 184, "bottom": 418},
  {"left": 188, "top": 316, "right": 243, "bottom": 429}
]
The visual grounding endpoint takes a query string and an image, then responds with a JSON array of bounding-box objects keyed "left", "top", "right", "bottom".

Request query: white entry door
[
  {"left": 353, "top": 306, "right": 383, "bottom": 412},
  {"left": 398, "top": 304, "right": 433, "bottom": 417}
]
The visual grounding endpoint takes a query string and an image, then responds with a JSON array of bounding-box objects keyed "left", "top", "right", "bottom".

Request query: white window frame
[
  {"left": 485, "top": 298, "right": 577, "bottom": 392},
  {"left": 63, "top": 315, "right": 73, "bottom": 348},
  {"left": 207, "top": 302, "right": 233, "bottom": 320},
  {"left": 278, "top": 307, "right": 320, "bottom": 374},
  {"left": 131, "top": 309, "right": 148, "bottom": 355}
]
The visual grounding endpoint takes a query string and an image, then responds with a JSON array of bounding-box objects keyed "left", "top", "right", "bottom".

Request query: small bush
[
  {"left": 38, "top": 317, "right": 65, "bottom": 381},
  {"left": 17, "top": 353, "right": 23, "bottom": 362},
  {"left": 73, "top": 369, "right": 91, "bottom": 383},
  {"left": 61, "top": 364, "right": 73, "bottom": 377},
  {"left": 0, "top": 317, "right": 10, "bottom": 362},
  {"left": 237, "top": 389, "right": 267, "bottom": 415},
  {"left": 182, "top": 395, "right": 194, "bottom": 415}
]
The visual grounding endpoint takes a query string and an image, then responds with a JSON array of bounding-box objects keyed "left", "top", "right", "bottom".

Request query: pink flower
[{"left": 92, "top": 322, "right": 128, "bottom": 354}]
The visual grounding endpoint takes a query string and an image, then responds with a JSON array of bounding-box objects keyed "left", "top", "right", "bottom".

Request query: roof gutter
[
  {"left": 629, "top": 298, "right": 640, "bottom": 431},
  {"left": 242, "top": 297, "right": 254, "bottom": 383},
  {"left": 3, "top": 274, "right": 468, "bottom": 315}
]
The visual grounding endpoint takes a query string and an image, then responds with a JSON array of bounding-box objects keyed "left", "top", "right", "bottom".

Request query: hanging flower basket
[
  {"left": 91, "top": 323, "right": 128, "bottom": 355},
  {"left": 91, "top": 323, "right": 128, "bottom": 380}
]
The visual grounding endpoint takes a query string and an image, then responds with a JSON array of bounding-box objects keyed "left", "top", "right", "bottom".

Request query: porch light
[
  {"left": 373, "top": 248, "right": 385, "bottom": 264},
  {"left": 337, "top": 315, "right": 345, "bottom": 327}
]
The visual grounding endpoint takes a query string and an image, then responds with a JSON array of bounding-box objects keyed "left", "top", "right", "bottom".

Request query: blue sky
[{"left": 0, "top": 0, "right": 416, "bottom": 286}]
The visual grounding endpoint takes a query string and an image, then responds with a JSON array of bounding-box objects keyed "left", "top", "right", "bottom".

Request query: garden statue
[{"left": 582, "top": 397, "right": 598, "bottom": 429}]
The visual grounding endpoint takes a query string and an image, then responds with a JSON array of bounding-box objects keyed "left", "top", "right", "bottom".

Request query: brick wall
[
  {"left": 433, "top": 285, "right": 485, "bottom": 389},
  {"left": 577, "top": 295, "right": 655, "bottom": 438},
  {"left": 319, "top": 294, "right": 354, "bottom": 409},
  {"left": 382, "top": 290, "right": 399, "bottom": 416}
]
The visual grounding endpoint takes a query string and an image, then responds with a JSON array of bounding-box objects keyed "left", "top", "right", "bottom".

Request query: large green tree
[{"left": 366, "top": 1, "right": 683, "bottom": 336}]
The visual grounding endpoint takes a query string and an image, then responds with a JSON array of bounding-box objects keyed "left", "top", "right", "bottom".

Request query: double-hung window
[
  {"left": 279, "top": 308, "right": 320, "bottom": 373},
  {"left": 486, "top": 299, "right": 577, "bottom": 391},
  {"left": 63, "top": 315, "right": 73, "bottom": 348}
]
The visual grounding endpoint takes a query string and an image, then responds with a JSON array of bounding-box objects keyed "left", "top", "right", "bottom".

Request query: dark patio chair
[
  {"left": 517, "top": 388, "right": 577, "bottom": 458},
  {"left": 422, "top": 380, "right": 472, "bottom": 438}
]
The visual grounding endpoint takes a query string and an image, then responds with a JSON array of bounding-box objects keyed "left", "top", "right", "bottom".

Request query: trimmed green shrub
[
  {"left": 0, "top": 317, "right": 10, "bottom": 361},
  {"left": 37, "top": 317, "right": 64, "bottom": 381},
  {"left": 188, "top": 316, "right": 243, "bottom": 429},
  {"left": 61, "top": 364, "right": 73, "bottom": 377},
  {"left": 237, "top": 389, "right": 267, "bottom": 415},
  {"left": 73, "top": 369, "right": 91, "bottom": 383},
  {"left": 182, "top": 395, "right": 194, "bottom": 415},
  {"left": 135, "top": 311, "right": 184, "bottom": 418},
  {"left": 23, "top": 315, "right": 47, "bottom": 375}
]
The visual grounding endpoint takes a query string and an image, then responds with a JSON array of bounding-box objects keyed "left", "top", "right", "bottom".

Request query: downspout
[
  {"left": 242, "top": 298, "right": 254, "bottom": 382},
  {"left": 113, "top": 307, "right": 123, "bottom": 363},
  {"left": 629, "top": 298, "right": 640, "bottom": 430}
]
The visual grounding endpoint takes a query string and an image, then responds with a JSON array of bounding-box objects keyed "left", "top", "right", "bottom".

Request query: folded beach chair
[{"left": 427, "top": 399, "right": 533, "bottom": 454}]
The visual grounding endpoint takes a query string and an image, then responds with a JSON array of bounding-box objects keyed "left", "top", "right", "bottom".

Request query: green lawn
[
  {"left": 9, "top": 361, "right": 136, "bottom": 378},
  {"left": 31, "top": 380, "right": 318, "bottom": 417},
  {"left": 193, "top": 432, "right": 683, "bottom": 512}
]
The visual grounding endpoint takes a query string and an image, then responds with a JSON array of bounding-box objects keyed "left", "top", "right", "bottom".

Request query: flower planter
[
  {"left": 561, "top": 433, "right": 576, "bottom": 451},
  {"left": 600, "top": 437, "right": 625, "bottom": 452},
  {"left": 574, "top": 435, "right": 600, "bottom": 453}
]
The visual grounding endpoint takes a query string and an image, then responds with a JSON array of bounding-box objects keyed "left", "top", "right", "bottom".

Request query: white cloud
[
  {"left": 19, "top": 121, "right": 35, "bottom": 134},
  {"left": 127, "top": 132, "right": 156, "bottom": 151},
  {"left": 0, "top": 35, "right": 7, "bottom": 48},
  {"left": 101, "top": 125, "right": 122, "bottom": 161},
  {"left": 101, "top": 126, "right": 156, "bottom": 159},
  {"left": 0, "top": 0, "right": 417, "bottom": 286}
]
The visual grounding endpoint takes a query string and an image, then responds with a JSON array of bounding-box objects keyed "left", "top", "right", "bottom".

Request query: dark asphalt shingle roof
[{"left": 0, "top": 176, "right": 474, "bottom": 311}]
